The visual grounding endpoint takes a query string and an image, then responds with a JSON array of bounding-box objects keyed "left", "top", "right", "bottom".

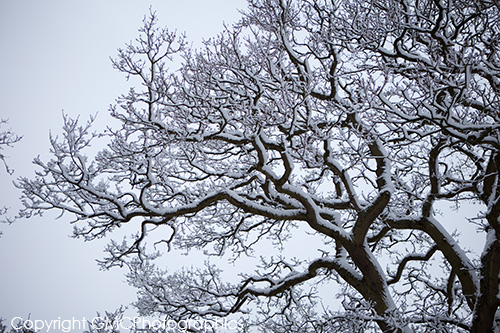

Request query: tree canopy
[{"left": 17, "top": 0, "right": 500, "bottom": 331}]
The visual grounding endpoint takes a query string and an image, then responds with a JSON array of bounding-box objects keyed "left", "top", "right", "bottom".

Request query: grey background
[
  {"left": 0, "top": 0, "right": 245, "bottom": 325},
  {"left": 0, "top": 0, "right": 485, "bottom": 329}
]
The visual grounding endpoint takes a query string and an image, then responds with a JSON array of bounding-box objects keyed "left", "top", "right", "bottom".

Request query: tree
[
  {"left": 17, "top": 0, "right": 500, "bottom": 331},
  {"left": 0, "top": 318, "right": 36, "bottom": 333},
  {"left": 0, "top": 119, "right": 21, "bottom": 227},
  {"left": 0, "top": 119, "right": 21, "bottom": 176}
]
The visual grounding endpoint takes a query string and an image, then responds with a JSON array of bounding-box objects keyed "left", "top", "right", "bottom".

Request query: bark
[{"left": 471, "top": 235, "right": 500, "bottom": 332}]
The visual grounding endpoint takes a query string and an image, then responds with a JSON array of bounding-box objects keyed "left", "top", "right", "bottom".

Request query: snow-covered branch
[{"left": 17, "top": 1, "right": 500, "bottom": 331}]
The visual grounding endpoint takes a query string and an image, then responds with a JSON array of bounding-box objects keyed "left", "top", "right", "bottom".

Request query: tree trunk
[{"left": 471, "top": 234, "right": 500, "bottom": 332}]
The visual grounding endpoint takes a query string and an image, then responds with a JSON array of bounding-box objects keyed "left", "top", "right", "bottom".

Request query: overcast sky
[
  {"left": 0, "top": 0, "right": 246, "bottom": 327},
  {"left": 0, "top": 1, "right": 488, "bottom": 331}
]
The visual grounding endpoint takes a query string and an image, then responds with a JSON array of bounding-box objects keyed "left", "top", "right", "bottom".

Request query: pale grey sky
[
  {"left": 0, "top": 0, "right": 246, "bottom": 327},
  {"left": 0, "top": 1, "right": 487, "bottom": 331}
]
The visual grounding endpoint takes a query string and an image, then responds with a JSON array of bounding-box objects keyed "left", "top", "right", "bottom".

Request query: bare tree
[
  {"left": 17, "top": 0, "right": 500, "bottom": 331},
  {"left": 0, "top": 119, "right": 21, "bottom": 176},
  {"left": 0, "top": 119, "right": 21, "bottom": 227},
  {"left": 0, "top": 318, "right": 36, "bottom": 333}
]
